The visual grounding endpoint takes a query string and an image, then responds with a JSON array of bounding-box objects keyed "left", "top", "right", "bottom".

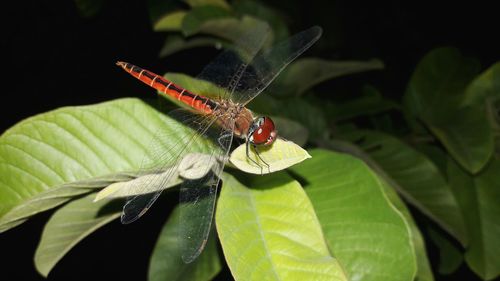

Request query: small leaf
[
  {"left": 289, "top": 149, "right": 416, "bottom": 281},
  {"left": 181, "top": 6, "right": 233, "bottom": 36},
  {"left": 154, "top": 11, "right": 187, "bottom": 31},
  {"left": 183, "top": 0, "right": 230, "bottom": 10},
  {"left": 270, "top": 58, "right": 384, "bottom": 96},
  {"left": 34, "top": 193, "right": 121, "bottom": 277},
  {"left": 448, "top": 158, "right": 500, "bottom": 280},
  {"left": 187, "top": 15, "right": 270, "bottom": 46},
  {"left": 463, "top": 62, "right": 500, "bottom": 106},
  {"left": 159, "top": 35, "right": 227, "bottom": 58},
  {"left": 149, "top": 205, "right": 221, "bottom": 281},
  {"left": 229, "top": 138, "right": 311, "bottom": 174},
  {"left": 216, "top": 172, "right": 348, "bottom": 280},
  {"left": 94, "top": 168, "right": 179, "bottom": 201},
  {"left": 233, "top": 0, "right": 289, "bottom": 41}
]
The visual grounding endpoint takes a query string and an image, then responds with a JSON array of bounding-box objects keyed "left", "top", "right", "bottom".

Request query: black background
[{"left": 1, "top": 1, "right": 499, "bottom": 280}]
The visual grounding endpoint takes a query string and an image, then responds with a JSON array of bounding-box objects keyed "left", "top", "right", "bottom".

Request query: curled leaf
[
  {"left": 229, "top": 138, "right": 311, "bottom": 174},
  {"left": 94, "top": 153, "right": 217, "bottom": 201}
]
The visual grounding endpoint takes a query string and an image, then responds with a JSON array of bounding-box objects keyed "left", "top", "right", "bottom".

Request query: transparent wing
[
  {"left": 234, "top": 26, "right": 323, "bottom": 105},
  {"left": 192, "top": 25, "right": 322, "bottom": 105},
  {"left": 194, "top": 21, "right": 272, "bottom": 101},
  {"left": 120, "top": 109, "right": 218, "bottom": 224},
  {"left": 179, "top": 122, "right": 234, "bottom": 263}
]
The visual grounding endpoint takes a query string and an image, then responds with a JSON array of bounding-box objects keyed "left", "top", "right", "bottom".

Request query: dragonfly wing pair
[{"left": 119, "top": 24, "right": 323, "bottom": 263}]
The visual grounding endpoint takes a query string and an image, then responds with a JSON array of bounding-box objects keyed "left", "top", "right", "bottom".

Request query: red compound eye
[{"left": 250, "top": 117, "right": 277, "bottom": 145}]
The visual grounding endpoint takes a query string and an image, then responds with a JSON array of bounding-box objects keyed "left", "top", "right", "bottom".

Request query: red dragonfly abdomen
[{"left": 116, "top": 61, "right": 215, "bottom": 114}]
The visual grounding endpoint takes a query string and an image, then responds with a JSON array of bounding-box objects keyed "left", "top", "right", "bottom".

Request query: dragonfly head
[{"left": 248, "top": 116, "right": 277, "bottom": 146}]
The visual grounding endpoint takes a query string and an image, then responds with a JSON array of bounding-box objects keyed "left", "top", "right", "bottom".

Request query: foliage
[{"left": 3, "top": 1, "right": 500, "bottom": 281}]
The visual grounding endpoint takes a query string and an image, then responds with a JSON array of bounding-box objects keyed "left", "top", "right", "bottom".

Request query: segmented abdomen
[{"left": 116, "top": 61, "right": 215, "bottom": 113}]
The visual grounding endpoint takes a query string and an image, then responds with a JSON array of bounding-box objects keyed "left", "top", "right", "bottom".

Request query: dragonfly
[{"left": 116, "top": 24, "right": 322, "bottom": 263}]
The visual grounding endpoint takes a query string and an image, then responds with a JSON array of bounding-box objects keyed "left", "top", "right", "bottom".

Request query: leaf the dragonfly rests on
[
  {"left": 230, "top": 138, "right": 311, "bottom": 174},
  {"left": 94, "top": 153, "right": 219, "bottom": 201}
]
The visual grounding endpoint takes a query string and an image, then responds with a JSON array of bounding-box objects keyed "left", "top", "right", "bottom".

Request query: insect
[{"left": 116, "top": 24, "right": 322, "bottom": 263}]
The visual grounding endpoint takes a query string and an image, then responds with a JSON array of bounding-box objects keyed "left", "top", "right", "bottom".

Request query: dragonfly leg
[
  {"left": 246, "top": 140, "right": 264, "bottom": 174},
  {"left": 253, "top": 145, "right": 270, "bottom": 174}
]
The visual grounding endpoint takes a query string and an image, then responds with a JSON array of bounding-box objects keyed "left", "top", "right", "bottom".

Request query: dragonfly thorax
[{"left": 248, "top": 116, "right": 277, "bottom": 146}]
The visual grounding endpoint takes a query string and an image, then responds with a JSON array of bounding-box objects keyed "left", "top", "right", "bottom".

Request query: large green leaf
[
  {"left": 403, "top": 47, "right": 492, "bottom": 173},
  {"left": 34, "top": 193, "right": 121, "bottom": 277},
  {"left": 149, "top": 205, "right": 221, "bottom": 281},
  {"left": 380, "top": 174, "right": 434, "bottom": 281},
  {"left": 216, "top": 172, "right": 348, "bottom": 281},
  {"left": 270, "top": 58, "right": 384, "bottom": 97},
  {"left": 0, "top": 98, "right": 209, "bottom": 227},
  {"left": 341, "top": 130, "right": 466, "bottom": 244},
  {"left": 404, "top": 47, "right": 480, "bottom": 120},
  {"left": 289, "top": 149, "right": 416, "bottom": 281},
  {"left": 448, "top": 158, "right": 500, "bottom": 280}
]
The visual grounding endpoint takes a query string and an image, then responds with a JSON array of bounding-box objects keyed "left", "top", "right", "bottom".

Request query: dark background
[{"left": 1, "top": 0, "right": 499, "bottom": 280}]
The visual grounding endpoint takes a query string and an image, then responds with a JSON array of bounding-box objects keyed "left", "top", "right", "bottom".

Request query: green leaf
[
  {"left": 404, "top": 47, "right": 480, "bottom": 121},
  {"left": 181, "top": 6, "right": 233, "bottom": 36},
  {"left": 463, "top": 62, "right": 500, "bottom": 106},
  {"left": 289, "top": 149, "right": 416, "bottom": 281},
  {"left": 148, "top": 0, "right": 180, "bottom": 25},
  {"left": 0, "top": 98, "right": 209, "bottom": 228},
  {"left": 270, "top": 58, "right": 384, "bottom": 97},
  {"left": 216, "top": 172, "right": 348, "bottom": 280},
  {"left": 159, "top": 35, "right": 227, "bottom": 58},
  {"left": 233, "top": 0, "right": 289, "bottom": 41},
  {"left": 183, "top": 0, "right": 230, "bottom": 10},
  {"left": 34, "top": 193, "right": 121, "bottom": 277},
  {"left": 185, "top": 15, "right": 270, "bottom": 46},
  {"left": 380, "top": 175, "right": 434, "bottom": 281},
  {"left": 427, "top": 227, "right": 463, "bottom": 275},
  {"left": 229, "top": 139, "right": 311, "bottom": 174},
  {"left": 403, "top": 47, "right": 491, "bottom": 173},
  {"left": 154, "top": 11, "right": 187, "bottom": 31},
  {"left": 149, "top": 205, "right": 221, "bottom": 281},
  {"left": 429, "top": 105, "right": 493, "bottom": 173},
  {"left": 340, "top": 130, "right": 467, "bottom": 244},
  {"left": 448, "top": 158, "right": 500, "bottom": 280},
  {"left": 279, "top": 98, "right": 328, "bottom": 140},
  {"left": 95, "top": 153, "right": 218, "bottom": 200},
  {"left": 328, "top": 85, "right": 400, "bottom": 121},
  {"left": 0, "top": 174, "right": 132, "bottom": 233}
]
